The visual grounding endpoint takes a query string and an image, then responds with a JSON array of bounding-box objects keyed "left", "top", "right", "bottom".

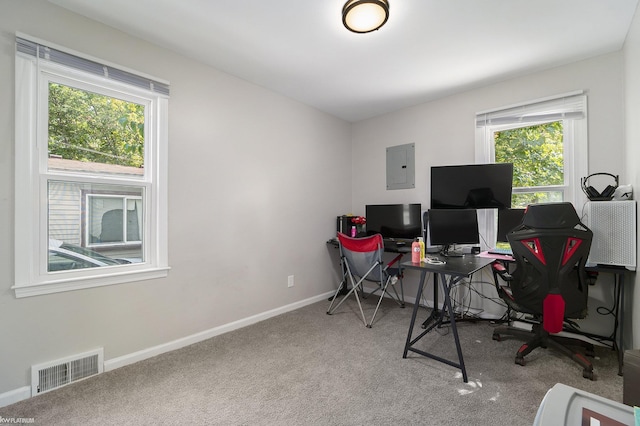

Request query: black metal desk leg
[
  {"left": 441, "top": 275, "right": 468, "bottom": 383},
  {"left": 422, "top": 273, "right": 441, "bottom": 329},
  {"left": 617, "top": 273, "right": 625, "bottom": 376},
  {"left": 404, "top": 270, "right": 427, "bottom": 358}
]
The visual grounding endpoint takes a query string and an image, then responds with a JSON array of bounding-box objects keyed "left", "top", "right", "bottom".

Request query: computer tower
[
  {"left": 584, "top": 200, "right": 636, "bottom": 270},
  {"left": 337, "top": 215, "right": 355, "bottom": 236}
]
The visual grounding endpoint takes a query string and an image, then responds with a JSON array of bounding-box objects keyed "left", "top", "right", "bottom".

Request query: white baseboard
[
  {"left": 0, "top": 387, "right": 31, "bottom": 409},
  {"left": 0, "top": 291, "right": 334, "bottom": 408},
  {"left": 104, "top": 291, "right": 334, "bottom": 371}
]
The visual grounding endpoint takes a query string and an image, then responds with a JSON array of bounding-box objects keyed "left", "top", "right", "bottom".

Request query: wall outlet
[{"left": 287, "top": 275, "right": 294, "bottom": 288}]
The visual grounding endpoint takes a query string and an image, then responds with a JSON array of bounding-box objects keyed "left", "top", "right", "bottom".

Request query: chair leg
[
  {"left": 327, "top": 277, "right": 368, "bottom": 327},
  {"left": 367, "top": 278, "right": 393, "bottom": 328},
  {"left": 327, "top": 278, "right": 347, "bottom": 313},
  {"left": 387, "top": 276, "right": 405, "bottom": 307},
  {"left": 550, "top": 334, "right": 595, "bottom": 357},
  {"left": 515, "top": 335, "right": 543, "bottom": 365},
  {"left": 492, "top": 324, "right": 534, "bottom": 342},
  {"left": 505, "top": 329, "right": 596, "bottom": 380},
  {"left": 327, "top": 278, "right": 349, "bottom": 301},
  {"left": 543, "top": 337, "right": 595, "bottom": 380},
  {"left": 364, "top": 274, "right": 406, "bottom": 327},
  {"left": 371, "top": 276, "right": 405, "bottom": 306}
]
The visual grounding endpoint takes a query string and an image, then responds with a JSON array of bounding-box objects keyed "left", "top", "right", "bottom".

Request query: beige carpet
[{"left": 0, "top": 298, "right": 624, "bottom": 425}]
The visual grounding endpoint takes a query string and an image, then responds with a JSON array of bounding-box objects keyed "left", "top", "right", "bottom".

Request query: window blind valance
[
  {"left": 476, "top": 92, "right": 585, "bottom": 127},
  {"left": 16, "top": 36, "right": 170, "bottom": 96}
]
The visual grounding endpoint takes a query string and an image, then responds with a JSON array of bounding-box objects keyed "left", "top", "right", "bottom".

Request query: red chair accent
[{"left": 543, "top": 293, "right": 565, "bottom": 334}]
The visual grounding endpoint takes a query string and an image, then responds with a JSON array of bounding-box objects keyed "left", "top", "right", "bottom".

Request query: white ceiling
[{"left": 49, "top": 0, "right": 639, "bottom": 122}]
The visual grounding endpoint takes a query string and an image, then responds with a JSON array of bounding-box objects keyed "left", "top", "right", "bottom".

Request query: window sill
[{"left": 12, "top": 266, "right": 171, "bottom": 298}]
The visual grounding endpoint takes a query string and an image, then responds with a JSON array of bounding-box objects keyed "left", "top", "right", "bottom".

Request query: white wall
[
  {"left": 1, "top": 0, "right": 637, "bottom": 404},
  {"left": 352, "top": 53, "right": 625, "bottom": 214},
  {"left": 351, "top": 52, "right": 627, "bottom": 323},
  {"left": 0, "top": 0, "right": 351, "bottom": 397},
  {"left": 624, "top": 3, "right": 640, "bottom": 349}
]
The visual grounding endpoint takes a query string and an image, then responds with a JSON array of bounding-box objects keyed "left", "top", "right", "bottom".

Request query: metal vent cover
[{"left": 31, "top": 348, "right": 104, "bottom": 396}]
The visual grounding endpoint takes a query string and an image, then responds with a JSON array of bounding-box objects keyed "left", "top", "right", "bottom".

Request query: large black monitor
[
  {"left": 428, "top": 208, "right": 479, "bottom": 255},
  {"left": 365, "top": 203, "right": 422, "bottom": 240},
  {"left": 430, "top": 163, "right": 514, "bottom": 210},
  {"left": 497, "top": 208, "right": 526, "bottom": 242}
]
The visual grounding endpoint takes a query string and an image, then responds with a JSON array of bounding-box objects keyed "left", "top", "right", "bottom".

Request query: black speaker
[
  {"left": 337, "top": 215, "right": 354, "bottom": 235},
  {"left": 581, "top": 172, "right": 619, "bottom": 201}
]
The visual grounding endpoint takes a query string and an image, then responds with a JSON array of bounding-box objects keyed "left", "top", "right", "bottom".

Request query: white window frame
[
  {"left": 85, "top": 193, "right": 143, "bottom": 248},
  {"left": 474, "top": 91, "right": 589, "bottom": 249},
  {"left": 14, "top": 34, "right": 170, "bottom": 297}
]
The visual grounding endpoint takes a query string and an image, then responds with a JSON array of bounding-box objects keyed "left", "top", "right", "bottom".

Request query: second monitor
[
  {"left": 365, "top": 203, "right": 422, "bottom": 241},
  {"left": 497, "top": 208, "right": 526, "bottom": 242},
  {"left": 428, "top": 208, "right": 479, "bottom": 256}
]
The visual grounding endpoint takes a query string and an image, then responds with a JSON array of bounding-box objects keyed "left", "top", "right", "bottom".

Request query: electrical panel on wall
[{"left": 386, "top": 143, "right": 415, "bottom": 190}]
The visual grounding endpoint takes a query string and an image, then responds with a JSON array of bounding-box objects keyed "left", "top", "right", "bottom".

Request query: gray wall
[
  {"left": 1, "top": 0, "right": 638, "bottom": 402},
  {"left": 351, "top": 53, "right": 625, "bottom": 212},
  {"left": 0, "top": 0, "right": 351, "bottom": 396},
  {"left": 624, "top": 3, "right": 640, "bottom": 349},
  {"left": 350, "top": 52, "right": 627, "bottom": 326}
]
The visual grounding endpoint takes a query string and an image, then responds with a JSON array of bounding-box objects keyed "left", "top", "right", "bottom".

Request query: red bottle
[{"left": 411, "top": 239, "right": 421, "bottom": 263}]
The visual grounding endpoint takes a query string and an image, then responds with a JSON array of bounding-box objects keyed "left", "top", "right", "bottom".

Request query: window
[
  {"left": 14, "top": 34, "right": 170, "bottom": 297},
  {"left": 494, "top": 120, "right": 565, "bottom": 208},
  {"left": 475, "top": 92, "right": 588, "bottom": 247},
  {"left": 85, "top": 192, "right": 143, "bottom": 248}
]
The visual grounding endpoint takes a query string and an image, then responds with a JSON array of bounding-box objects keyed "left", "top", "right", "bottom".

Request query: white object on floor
[{"left": 534, "top": 383, "right": 634, "bottom": 426}]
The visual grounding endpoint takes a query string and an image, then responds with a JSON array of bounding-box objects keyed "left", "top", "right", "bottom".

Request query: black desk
[
  {"left": 584, "top": 265, "right": 628, "bottom": 376},
  {"left": 401, "top": 255, "right": 494, "bottom": 383}
]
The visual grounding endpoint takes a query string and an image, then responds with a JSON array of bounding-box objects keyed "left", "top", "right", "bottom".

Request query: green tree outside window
[
  {"left": 48, "top": 83, "right": 145, "bottom": 168},
  {"left": 494, "top": 121, "right": 564, "bottom": 208}
]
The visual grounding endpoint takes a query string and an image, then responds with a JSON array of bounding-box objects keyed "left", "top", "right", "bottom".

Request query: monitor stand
[{"left": 441, "top": 245, "right": 464, "bottom": 257}]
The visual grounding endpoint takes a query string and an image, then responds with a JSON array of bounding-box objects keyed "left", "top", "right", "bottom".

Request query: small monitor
[
  {"left": 497, "top": 208, "right": 526, "bottom": 242},
  {"left": 365, "top": 203, "right": 422, "bottom": 241},
  {"left": 428, "top": 209, "right": 479, "bottom": 254},
  {"left": 430, "top": 163, "right": 514, "bottom": 210}
]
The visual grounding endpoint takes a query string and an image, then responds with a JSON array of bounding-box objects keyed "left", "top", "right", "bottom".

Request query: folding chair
[{"left": 327, "top": 232, "right": 404, "bottom": 327}]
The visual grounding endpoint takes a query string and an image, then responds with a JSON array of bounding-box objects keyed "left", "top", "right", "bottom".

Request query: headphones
[{"left": 581, "top": 172, "right": 619, "bottom": 201}]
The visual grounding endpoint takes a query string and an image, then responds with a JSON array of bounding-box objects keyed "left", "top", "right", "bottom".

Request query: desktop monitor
[
  {"left": 428, "top": 208, "right": 479, "bottom": 253},
  {"left": 497, "top": 208, "right": 526, "bottom": 242},
  {"left": 430, "top": 163, "right": 514, "bottom": 210},
  {"left": 365, "top": 203, "right": 422, "bottom": 241}
]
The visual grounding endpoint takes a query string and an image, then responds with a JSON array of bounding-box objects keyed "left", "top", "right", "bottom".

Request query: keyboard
[{"left": 488, "top": 247, "right": 513, "bottom": 256}]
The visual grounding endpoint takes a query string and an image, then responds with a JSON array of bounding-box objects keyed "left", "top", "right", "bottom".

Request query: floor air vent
[{"left": 31, "top": 348, "right": 104, "bottom": 396}]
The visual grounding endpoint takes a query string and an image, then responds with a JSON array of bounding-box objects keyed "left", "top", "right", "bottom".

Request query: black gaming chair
[{"left": 491, "top": 202, "right": 596, "bottom": 379}]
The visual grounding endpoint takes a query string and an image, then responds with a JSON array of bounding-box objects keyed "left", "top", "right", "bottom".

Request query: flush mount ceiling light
[{"left": 342, "top": 0, "right": 390, "bottom": 33}]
